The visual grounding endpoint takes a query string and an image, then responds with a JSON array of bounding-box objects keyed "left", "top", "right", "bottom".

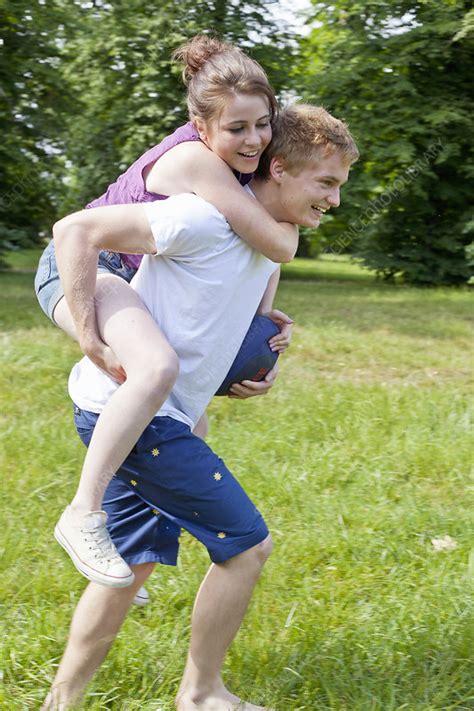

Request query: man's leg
[
  {"left": 177, "top": 534, "right": 273, "bottom": 711},
  {"left": 41, "top": 562, "right": 155, "bottom": 710}
]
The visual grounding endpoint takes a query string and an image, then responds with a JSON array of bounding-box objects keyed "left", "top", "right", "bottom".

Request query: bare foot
[
  {"left": 176, "top": 689, "right": 272, "bottom": 711},
  {"left": 40, "top": 684, "right": 82, "bottom": 710},
  {"left": 41, "top": 691, "right": 66, "bottom": 711}
]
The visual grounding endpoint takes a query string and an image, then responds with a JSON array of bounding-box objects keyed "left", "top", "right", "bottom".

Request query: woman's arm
[{"left": 146, "top": 142, "right": 298, "bottom": 263}]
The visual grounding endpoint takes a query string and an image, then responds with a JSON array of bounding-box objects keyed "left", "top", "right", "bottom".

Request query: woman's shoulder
[
  {"left": 139, "top": 122, "right": 201, "bottom": 166},
  {"left": 145, "top": 138, "right": 215, "bottom": 195}
]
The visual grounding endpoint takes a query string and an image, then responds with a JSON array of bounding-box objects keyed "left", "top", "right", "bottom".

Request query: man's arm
[
  {"left": 53, "top": 204, "right": 156, "bottom": 364},
  {"left": 257, "top": 268, "right": 293, "bottom": 354},
  {"left": 257, "top": 267, "right": 281, "bottom": 315},
  {"left": 229, "top": 269, "right": 293, "bottom": 399}
]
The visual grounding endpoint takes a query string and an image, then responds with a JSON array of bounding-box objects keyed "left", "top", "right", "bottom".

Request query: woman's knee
[
  {"left": 157, "top": 349, "right": 179, "bottom": 390},
  {"left": 95, "top": 276, "right": 179, "bottom": 387},
  {"left": 132, "top": 349, "right": 179, "bottom": 396}
]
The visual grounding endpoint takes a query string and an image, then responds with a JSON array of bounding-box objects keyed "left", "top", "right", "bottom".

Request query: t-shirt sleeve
[{"left": 143, "top": 194, "right": 227, "bottom": 258}]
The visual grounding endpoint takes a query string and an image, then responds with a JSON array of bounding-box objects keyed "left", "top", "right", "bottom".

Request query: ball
[{"left": 215, "top": 315, "right": 280, "bottom": 396}]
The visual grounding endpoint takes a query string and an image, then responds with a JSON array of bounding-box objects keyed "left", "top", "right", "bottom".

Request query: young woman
[{"left": 35, "top": 35, "right": 295, "bottom": 589}]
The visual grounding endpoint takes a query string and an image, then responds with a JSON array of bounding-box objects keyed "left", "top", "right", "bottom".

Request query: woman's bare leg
[
  {"left": 62, "top": 275, "right": 178, "bottom": 511},
  {"left": 53, "top": 275, "right": 178, "bottom": 586},
  {"left": 52, "top": 296, "right": 77, "bottom": 340}
]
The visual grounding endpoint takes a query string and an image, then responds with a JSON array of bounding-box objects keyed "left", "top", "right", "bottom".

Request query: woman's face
[{"left": 196, "top": 93, "right": 272, "bottom": 174}]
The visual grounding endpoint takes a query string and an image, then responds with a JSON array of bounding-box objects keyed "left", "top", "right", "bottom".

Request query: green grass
[
  {"left": 1, "top": 257, "right": 473, "bottom": 710},
  {"left": 281, "top": 254, "right": 378, "bottom": 283},
  {"left": 1, "top": 247, "right": 44, "bottom": 271}
]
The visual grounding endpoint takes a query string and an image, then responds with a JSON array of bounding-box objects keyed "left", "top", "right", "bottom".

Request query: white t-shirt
[{"left": 68, "top": 192, "right": 278, "bottom": 429}]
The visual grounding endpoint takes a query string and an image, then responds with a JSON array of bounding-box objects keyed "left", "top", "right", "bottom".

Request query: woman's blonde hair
[
  {"left": 256, "top": 104, "right": 359, "bottom": 177},
  {"left": 173, "top": 35, "right": 277, "bottom": 124}
]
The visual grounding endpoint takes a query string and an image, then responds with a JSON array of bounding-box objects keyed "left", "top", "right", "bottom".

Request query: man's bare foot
[
  {"left": 176, "top": 687, "right": 272, "bottom": 711},
  {"left": 40, "top": 684, "right": 82, "bottom": 710},
  {"left": 40, "top": 692, "right": 60, "bottom": 711},
  {"left": 41, "top": 691, "right": 67, "bottom": 711}
]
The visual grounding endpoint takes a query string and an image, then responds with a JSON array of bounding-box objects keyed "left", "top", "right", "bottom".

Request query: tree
[
  {"left": 295, "top": 1, "right": 474, "bottom": 285},
  {"left": 0, "top": 0, "right": 76, "bottom": 260}
]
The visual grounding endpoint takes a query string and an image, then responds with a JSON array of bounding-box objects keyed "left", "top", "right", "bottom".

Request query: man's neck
[{"left": 249, "top": 177, "right": 287, "bottom": 222}]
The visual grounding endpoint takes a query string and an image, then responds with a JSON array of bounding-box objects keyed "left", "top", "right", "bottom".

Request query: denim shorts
[
  {"left": 34, "top": 239, "right": 137, "bottom": 324},
  {"left": 74, "top": 406, "right": 269, "bottom": 566}
]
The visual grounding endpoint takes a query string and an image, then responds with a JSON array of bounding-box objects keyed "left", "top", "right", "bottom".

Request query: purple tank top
[{"left": 85, "top": 122, "right": 253, "bottom": 270}]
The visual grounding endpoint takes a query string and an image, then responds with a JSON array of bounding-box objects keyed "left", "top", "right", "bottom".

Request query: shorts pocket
[{"left": 73, "top": 407, "right": 99, "bottom": 447}]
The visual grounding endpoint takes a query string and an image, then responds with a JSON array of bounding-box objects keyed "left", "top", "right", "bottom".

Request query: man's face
[{"left": 276, "top": 150, "right": 350, "bottom": 228}]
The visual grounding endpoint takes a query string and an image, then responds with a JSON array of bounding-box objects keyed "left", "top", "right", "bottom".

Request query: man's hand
[
  {"left": 84, "top": 340, "right": 127, "bottom": 384},
  {"left": 228, "top": 362, "right": 279, "bottom": 399},
  {"left": 263, "top": 309, "right": 294, "bottom": 353}
]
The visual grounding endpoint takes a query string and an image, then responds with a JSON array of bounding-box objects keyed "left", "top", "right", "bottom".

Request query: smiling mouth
[
  {"left": 311, "top": 205, "right": 328, "bottom": 215},
  {"left": 238, "top": 150, "right": 259, "bottom": 158}
]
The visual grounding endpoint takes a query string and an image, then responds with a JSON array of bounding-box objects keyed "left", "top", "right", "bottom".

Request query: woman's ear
[
  {"left": 269, "top": 157, "right": 285, "bottom": 184},
  {"left": 193, "top": 116, "right": 208, "bottom": 143}
]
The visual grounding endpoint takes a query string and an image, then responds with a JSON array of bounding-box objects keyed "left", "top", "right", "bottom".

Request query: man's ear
[{"left": 269, "top": 157, "right": 285, "bottom": 183}]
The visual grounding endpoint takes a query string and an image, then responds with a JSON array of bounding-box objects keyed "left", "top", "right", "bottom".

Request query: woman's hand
[
  {"left": 82, "top": 339, "right": 127, "bottom": 384},
  {"left": 263, "top": 309, "right": 294, "bottom": 353}
]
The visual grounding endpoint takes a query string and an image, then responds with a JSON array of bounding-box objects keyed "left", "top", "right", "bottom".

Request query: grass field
[{"left": 1, "top": 253, "right": 473, "bottom": 710}]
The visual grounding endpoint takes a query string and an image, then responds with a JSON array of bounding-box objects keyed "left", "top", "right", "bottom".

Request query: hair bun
[{"left": 173, "top": 35, "right": 235, "bottom": 84}]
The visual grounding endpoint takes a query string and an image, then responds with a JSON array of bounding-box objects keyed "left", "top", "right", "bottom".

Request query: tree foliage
[
  {"left": 0, "top": 0, "right": 76, "bottom": 258},
  {"left": 2, "top": 1, "right": 473, "bottom": 284},
  {"left": 296, "top": 0, "right": 474, "bottom": 284}
]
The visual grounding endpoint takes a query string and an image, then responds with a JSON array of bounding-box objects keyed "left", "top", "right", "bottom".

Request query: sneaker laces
[{"left": 81, "top": 521, "right": 121, "bottom": 563}]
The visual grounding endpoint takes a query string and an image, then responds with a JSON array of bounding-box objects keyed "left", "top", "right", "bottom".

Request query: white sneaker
[
  {"left": 133, "top": 585, "right": 150, "bottom": 606},
  {"left": 54, "top": 506, "right": 135, "bottom": 588}
]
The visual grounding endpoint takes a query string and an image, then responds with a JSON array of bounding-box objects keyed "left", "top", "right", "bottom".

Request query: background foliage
[
  {"left": 1, "top": 0, "right": 473, "bottom": 282},
  {"left": 0, "top": 0, "right": 72, "bottom": 253},
  {"left": 295, "top": 0, "right": 474, "bottom": 285}
]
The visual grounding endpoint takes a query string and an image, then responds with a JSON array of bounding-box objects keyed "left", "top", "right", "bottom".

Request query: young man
[{"left": 42, "top": 104, "right": 358, "bottom": 710}]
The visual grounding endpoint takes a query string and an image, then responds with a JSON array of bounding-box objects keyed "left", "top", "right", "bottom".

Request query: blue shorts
[
  {"left": 74, "top": 407, "right": 269, "bottom": 566},
  {"left": 34, "top": 240, "right": 137, "bottom": 324}
]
